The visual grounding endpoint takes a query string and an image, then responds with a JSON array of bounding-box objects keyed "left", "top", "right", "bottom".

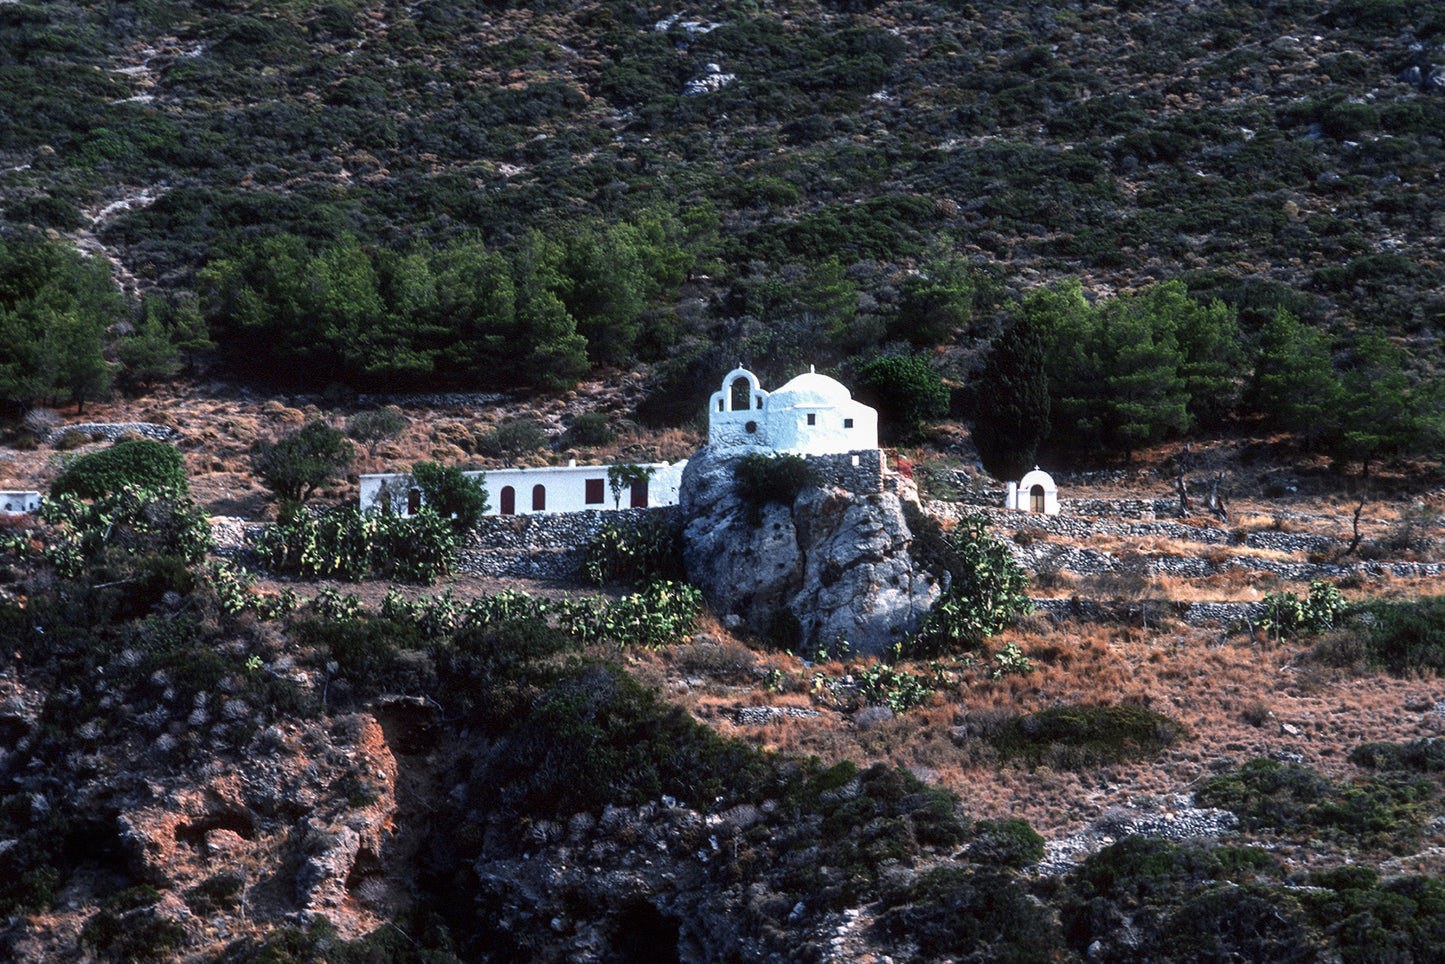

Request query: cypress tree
[{"left": 973, "top": 314, "right": 1051, "bottom": 481}]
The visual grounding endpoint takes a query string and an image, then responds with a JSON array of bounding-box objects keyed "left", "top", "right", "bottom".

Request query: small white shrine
[
  {"left": 0, "top": 490, "right": 40, "bottom": 516},
  {"left": 1006, "top": 467, "right": 1059, "bottom": 515},
  {"left": 708, "top": 367, "right": 878, "bottom": 455}
]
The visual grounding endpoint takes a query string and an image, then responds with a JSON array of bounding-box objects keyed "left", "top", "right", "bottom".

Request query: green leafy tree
[
  {"left": 345, "top": 407, "right": 408, "bottom": 462},
  {"left": 855, "top": 354, "right": 949, "bottom": 441},
  {"left": 894, "top": 244, "right": 981, "bottom": 345},
  {"left": 558, "top": 226, "right": 646, "bottom": 366},
  {"left": 972, "top": 312, "right": 1051, "bottom": 481},
  {"left": 1036, "top": 280, "right": 1189, "bottom": 460},
  {"left": 511, "top": 231, "right": 590, "bottom": 390},
  {"left": 255, "top": 421, "right": 354, "bottom": 502},
  {"left": 0, "top": 233, "right": 123, "bottom": 408},
  {"left": 49, "top": 308, "right": 112, "bottom": 414},
  {"left": 409, "top": 461, "right": 489, "bottom": 531},
  {"left": 1093, "top": 294, "right": 1190, "bottom": 457},
  {"left": 607, "top": 463, "right": 657, "bottom": 508}
]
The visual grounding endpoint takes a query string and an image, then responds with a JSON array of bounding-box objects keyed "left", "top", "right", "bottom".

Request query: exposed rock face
[{"left": 678, "top": 447, "right": 940, "bottom": 655}]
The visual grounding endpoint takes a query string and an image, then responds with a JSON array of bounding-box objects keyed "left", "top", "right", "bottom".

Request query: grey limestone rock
[{"left": 678, "top": 447, "right": 939, "bottom": 656}]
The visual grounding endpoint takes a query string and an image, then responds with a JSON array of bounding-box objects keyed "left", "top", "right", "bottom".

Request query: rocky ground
[{"left": 2, "top": 384, "right": 1443, "bottom": 961}]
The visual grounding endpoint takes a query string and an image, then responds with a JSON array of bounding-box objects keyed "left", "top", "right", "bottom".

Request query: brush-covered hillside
[{"left": 1, "top": 0, "right": 1442, "bottom": 464}]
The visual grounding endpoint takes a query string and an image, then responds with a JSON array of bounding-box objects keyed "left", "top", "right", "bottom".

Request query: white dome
[{"left": 767, "top": 371, "right": 852, "bottom": 410}]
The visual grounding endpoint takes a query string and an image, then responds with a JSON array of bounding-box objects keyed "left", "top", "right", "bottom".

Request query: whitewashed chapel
[{"left": 358, "top": 367, "right": 882, "bottom": 517}]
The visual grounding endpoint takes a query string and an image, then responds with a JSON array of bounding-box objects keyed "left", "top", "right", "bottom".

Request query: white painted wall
[
  {"left": 707, "top": 367, "right": 878, "bottom": 455},
  {"left": 1006, "top": 468, "right": 1060, "bottom": 515},
  {"left": 360, "top": 461, "right": 687, "bottom": 517},
  {"left": 0, "top": 491, "right": 40, "bottom": 516}
]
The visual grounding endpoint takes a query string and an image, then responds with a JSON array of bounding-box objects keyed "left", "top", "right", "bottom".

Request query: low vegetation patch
[
  {"left": 582, "top": 514, "right": 684, "bottom": 586},
  {"left": 1349, "top": 738, "right": 1445, "bottom": 773},
  {"left": 768, "top": 761, "right": 969, "bottom": 910},
  {"left": 734, "top": 453, "right": 820, "bottom": 523},
  {"left": 1196, "top": 758, "right": 1436, "bottom": 849},
  {"left": 876, "top": 868, "right": 1069, "bottom": 961},
  {"left": 255, "top": 507, "right": 459, "bottom": 582},
  {"left": 988, "top": 704, "right": 1190, "bottom": 769}
]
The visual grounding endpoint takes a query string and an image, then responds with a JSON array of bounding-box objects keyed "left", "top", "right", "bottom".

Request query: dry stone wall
[
  {"left": 455, "top": 507, "right": 681, "bottom": 580},
  {"left": 48, "top": 422, "right": 179, "bottom": 443}
]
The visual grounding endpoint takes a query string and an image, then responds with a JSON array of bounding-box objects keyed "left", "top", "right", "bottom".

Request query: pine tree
[
  {"left": 118, "top": 300, "right": 182, "bottom": 390},
  {"left": 1244, "top": 309, "right": 1339, "bottom": 443}
]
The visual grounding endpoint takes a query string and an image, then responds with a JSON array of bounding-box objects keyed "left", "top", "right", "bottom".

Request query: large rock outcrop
[{"left": 678, "top": 447, "right": 940, "bottom": 656}]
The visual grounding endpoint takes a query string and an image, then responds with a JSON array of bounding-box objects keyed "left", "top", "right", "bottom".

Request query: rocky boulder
[{"left": 678, "top": 447, "right": 940, "bottom": 656}]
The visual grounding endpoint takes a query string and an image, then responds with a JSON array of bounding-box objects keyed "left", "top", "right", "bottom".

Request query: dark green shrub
[
  {"left": 989, "top": 704, "right": 1190, "bottom": 769},
  {"left": 186, "top": 872, "right": 244, "bottom": 915},
  {"left": 1295, "top": 873, "right": 1445, "bottom": 964},
  {"left": 582, "top": 514, "right": 684, "bottom": 585},
  {"left": 254, "top": 421, "right": 353, "bottom": 502},
  {"left": 474, "top": 419, "right": 546, "bottom": 458},
  {"left": 476, "top": 661, "right": 771, "bottom": 816},
  {"left": 877, "top": 868, "right": 1069, "bottom": 961},
  {"left": 1320, "top": 0, "right": 1414, "bottom": 32},
  {"left": 80, "top": 884, "right": 184, "bottom": 962},
  {"left": 50, "top": 438, "right": 186, "bottom": 499},
  {"left": 451, "top": 616, "right": 580, "bottom": 678},
  {"left": 1350, "top": 738, "right": 1445, "bottom": 772},
  {"left": 410, "top": 461, "right": 489, "bottom": 531},
  {"left": 734, "top": 453, "right": 820, "bottom": 522},
  {"left": 1355, "top": 596, "right": 1445, "bottom": 676},
  {"left": 854, "top": 354, "right": 948, "bottom": 441},
  {"left": 296, "top": 617, "right": 423, "bottom": 700},
  {"left": 558, "top": 412, "right": 614, "bottom": 448},
  {"left": 4, "top": 195, "right": 83, "bottom": 230},
  {"left": 1196, "top": 758, "right": 1435, "bottom": 847},
  {"left": 769, "top": 762, "right": 968, "bottom": 909},
  {"left": 967, "top": 818, "right": 1045, "bottom": 868},
  {"left": 1072, "top": 837, "right": 1277, "bottom": 902}
]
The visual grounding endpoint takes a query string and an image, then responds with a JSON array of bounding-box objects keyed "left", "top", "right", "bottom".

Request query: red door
[
  {"left": 629, "top": 478, "right": 648, "bottom": 508},
  {"left": 500, "top": 486, "right": 515, "bottom": 515}
]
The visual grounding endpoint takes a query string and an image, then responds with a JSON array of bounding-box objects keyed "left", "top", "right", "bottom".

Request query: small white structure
[
  {"left": 360, "top": 460, "right": 687, "bottom": 518},
  {"left": 1006, "top": 467, "right": 1059, "bottom": 515},
  {"left": 708, "top": 366, "right": 878, "bottom": 455},
  {"left": 0, "top": 491, "right": 40, "bottom": 516}
]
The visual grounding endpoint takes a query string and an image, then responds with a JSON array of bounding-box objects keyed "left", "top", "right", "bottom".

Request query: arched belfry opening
[{"left": 721, "top": 367, "right": 764, "bottom": 412}]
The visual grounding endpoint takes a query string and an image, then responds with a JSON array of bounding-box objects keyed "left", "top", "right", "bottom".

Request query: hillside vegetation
[{"left": 1, "top": 0, "right": 1443, "bottom": 463}]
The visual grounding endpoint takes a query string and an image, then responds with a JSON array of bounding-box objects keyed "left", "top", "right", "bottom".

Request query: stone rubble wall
[
  {"left": 927, "top": 500, "right": 1443, "bottom": 585},
  {"left": 454, "top": 506, "right": 682, "bottom": 580},
  {"left": 48, "top": 422, "right": 180, "bottom": 443},
  {"left": 1031, "top": 597, "right": 1265, "bottom": 628},
  {"left": 805, "top": 450, "right": 887, "bottom": 495}
]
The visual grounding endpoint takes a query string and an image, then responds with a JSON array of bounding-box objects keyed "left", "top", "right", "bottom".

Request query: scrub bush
[
  {"left": 989, "top": 704, "right": 1190, "bottom": 769},
  {"left": 50, "top": 438, "right": 186, "bottom": 498}
]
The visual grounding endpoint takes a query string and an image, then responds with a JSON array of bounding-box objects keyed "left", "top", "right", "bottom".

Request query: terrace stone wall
[{"left": 48, "top": 422, "right": 179, "bottom": 443}]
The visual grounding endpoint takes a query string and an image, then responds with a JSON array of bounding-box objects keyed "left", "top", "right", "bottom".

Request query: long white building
[
  {"left": 359, "top": 366, "right": 882, "bottom": 518},
  {"left": 360, "top": 459, "right": 687, "bottom": 518}
]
